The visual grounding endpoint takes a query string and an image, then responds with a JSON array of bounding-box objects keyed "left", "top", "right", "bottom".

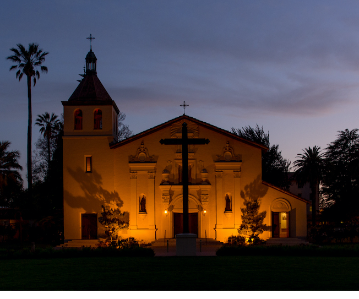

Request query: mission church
[{"left": 62, "top": 46, "right": 309, "bottom": 244}]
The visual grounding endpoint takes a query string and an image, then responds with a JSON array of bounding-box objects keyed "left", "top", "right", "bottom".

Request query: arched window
[
  {"left": 94, "top": 109, "right": 102, "bottom": 130},
  {"left": 74, "top": 109, "right": 82, "bottom": 130}
]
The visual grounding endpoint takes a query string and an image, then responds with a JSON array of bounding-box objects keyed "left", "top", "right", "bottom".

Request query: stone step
[
  {"left": 266, "top": 238, "right": 309, "bottom": 246},
  {"left": 56, "top": 238, "right": 223, "bottom": 249},
  {"left": 151, "top": 238, "right": 223, "bottom": 247}
]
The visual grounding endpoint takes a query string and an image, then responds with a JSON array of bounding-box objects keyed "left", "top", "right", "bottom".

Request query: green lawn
[{"left": 0, "top": 256, "right": 358, "bottom": 291}]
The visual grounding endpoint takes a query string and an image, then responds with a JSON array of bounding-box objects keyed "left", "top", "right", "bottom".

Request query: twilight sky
[{"left": 2, "top": 0, "right": 359, "bottom": 185}]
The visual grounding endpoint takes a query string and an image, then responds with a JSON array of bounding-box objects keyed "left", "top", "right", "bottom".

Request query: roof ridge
[{"left": 110, "top": 114, "right": 268, "bottom": 151}]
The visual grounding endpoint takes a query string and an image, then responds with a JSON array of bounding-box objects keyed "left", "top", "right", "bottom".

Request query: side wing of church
[{"left": 62, "top": 49, "right": 309, "bottom": 243}]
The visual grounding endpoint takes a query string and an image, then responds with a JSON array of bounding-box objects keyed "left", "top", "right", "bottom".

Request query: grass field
[{"left": 0, "top": 255, "right": 359, "bottom": 291}]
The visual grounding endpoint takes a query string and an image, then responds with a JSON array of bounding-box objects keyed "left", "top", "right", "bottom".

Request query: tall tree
[
  {"left": 0, "top": 141, "right": 23, "bottom": 207},
  {"left": 231, "top": 125, "right": 291, "bottom": 189},
  {"left": 7, "top": 43, "right": 49, "bottom": 195},
  {"left": 35, "top": 112, "right": 61, "bottom": 171},
  {"left": 294, "top": 146, "right": 324, "bottom": 226},
  {"left": 321, "top": 129, "right": 359, "bottom": 222}
]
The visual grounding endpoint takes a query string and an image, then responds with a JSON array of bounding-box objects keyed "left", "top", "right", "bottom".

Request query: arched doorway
[
  {"left": 271, "top": 198, "right": 291, "bottom": 238},
  {"left": 170, "top": 194, "right": 201, "bottom": 237}
]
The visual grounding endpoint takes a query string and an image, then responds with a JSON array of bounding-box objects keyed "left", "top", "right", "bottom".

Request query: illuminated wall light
[{"left": 164, "top": 209, "right": 168, "bottom": 215}]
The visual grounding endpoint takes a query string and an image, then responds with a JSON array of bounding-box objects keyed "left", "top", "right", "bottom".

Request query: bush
[
  {"left": 0, "top": 244, "right": 154, "bottom": 260},
  {"left": 226, "top": 235, "right": 266, "bottom": 246},
  {"left": 226, "top": 235, "right": 246, "bottom": 246}
]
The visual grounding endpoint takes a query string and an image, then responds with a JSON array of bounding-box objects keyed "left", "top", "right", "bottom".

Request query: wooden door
[
  {"left": 81, "top": 214, "right": 97, "bottom": 239},
  {"left": 174, "top": 213, "right": 198, "bottom": 236},
  {"left": 272, "top": 212, "right": 279, "bottom": 238}
]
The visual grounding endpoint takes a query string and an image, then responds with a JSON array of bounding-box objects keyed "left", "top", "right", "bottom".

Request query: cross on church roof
[
  {"left": 87, "top": 34, "right": 95, "bottom": 50},
  {"left": 180, "top": 101, "right": 189, "bottom": 115}
]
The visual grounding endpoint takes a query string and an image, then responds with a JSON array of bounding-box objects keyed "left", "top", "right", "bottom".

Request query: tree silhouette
[
  {"left": 7, "top": 43, "right": 49, "bottom": 195},
  {"left": 35, "top": 112, "right": 61, "bottom": 172},
  {"left": 294, "top": 146, "right": 324, "bottom": 226},
  {"left": 0, "top": 141, "right": 23, "bottom": 207},
  {"left": 322, "top": 129, "right": 359, "bottom": 221},
  {"left": 232, "top": 125, "right": 291, "bottom": 189},
  {"left": 117, "top": 112, "right": 133, "bottom": 141},
  {"left": 238, "top": 175, "right": 269, "bottom": 244}
]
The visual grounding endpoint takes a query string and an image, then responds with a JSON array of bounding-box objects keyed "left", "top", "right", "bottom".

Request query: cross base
[{"left": 176, "top": 233, "right": 197, "bottom": 256}]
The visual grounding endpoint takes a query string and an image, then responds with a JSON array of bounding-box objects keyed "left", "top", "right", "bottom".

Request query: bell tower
[
  {"left": 61, "top": 35, "right": 119, "bottom": 140},
  {"left": 62, "top": 35, "right": 120, "bottom": 240}
]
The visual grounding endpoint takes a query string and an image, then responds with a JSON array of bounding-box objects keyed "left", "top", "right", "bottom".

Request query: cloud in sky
[{"left": 2, "top": 0, "right": 359, "bottom": 181}]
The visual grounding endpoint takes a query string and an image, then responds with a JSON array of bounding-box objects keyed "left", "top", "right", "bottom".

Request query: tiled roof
[{"left": 63, "top": 74, "right": 119, "bottom": 113}]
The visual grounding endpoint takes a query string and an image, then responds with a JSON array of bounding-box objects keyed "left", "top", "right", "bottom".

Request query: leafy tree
[
  {"left": 294, "top": 146, "right": 324, "bottom": 226},
  {"left": 35, "top": 112, "right": 61, "bottom": 171},
  {"left": 237, "top": 176, "right": 269, "bottom": 244},
  {"left": 7, "top": 43, "right": 49, "bottom": 195},
  {"left": 321, "top": 129, "right": 359, "bottom": 222},
  {"left": 0, "top": 141, "right": 23, "bottom": 207},
  {"left": 232, "top": 125, "right": 291, "bottom": 189},
  {"left": 98, "top": 204, "right": 129, "bottom": 240},
  {"left": 238, "top": 198, "right": 269, "bottom": 244}
]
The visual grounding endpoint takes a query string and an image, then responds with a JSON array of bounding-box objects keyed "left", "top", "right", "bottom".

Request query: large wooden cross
[{"left": 160, "top": 122, "right": 209, "bottom": 234}]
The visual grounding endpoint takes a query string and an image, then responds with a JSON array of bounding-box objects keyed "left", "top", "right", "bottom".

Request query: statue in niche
[
  {"left": 139, "top": 195, "right": 146, "bottom": 213},
  {"left": 225, "top": 194, "right": 232, "bottom": 212}
]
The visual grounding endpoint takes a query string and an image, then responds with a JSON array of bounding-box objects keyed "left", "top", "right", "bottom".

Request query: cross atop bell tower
[
  {"left": 87, "top": 34, "right": 95, "bottom": 50},
  {"left": 85, "top": 34, "right": 97, "bottom": 74}
]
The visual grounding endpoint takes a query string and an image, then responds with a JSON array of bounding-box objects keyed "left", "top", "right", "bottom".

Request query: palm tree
[
  {"left": 0, "top": 141, "right": 23, "bottom": 206},
  {"left": 7, "top": 43, "right": 49, "bottom": 194},
  {"left": 294, "top": 146, "right": 324, "bottom": 226},
  {"left": 35, "top": 112, "right": 61, "bottom": 170}
]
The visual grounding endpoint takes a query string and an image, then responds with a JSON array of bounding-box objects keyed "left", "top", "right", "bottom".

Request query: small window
[
  {"left": 94, "top": 109, "right": 102, "bottom": 130},
  {"left": 86, "top": 157, "right": 92, "bottom": 173},
  {"left": 74, "top": 109, "right": 83, "bottom": 130}
]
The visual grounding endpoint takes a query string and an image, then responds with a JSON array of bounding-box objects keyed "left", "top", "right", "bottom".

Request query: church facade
[{"left": 62, "top": 49, "right": 309, "bottom": 243}]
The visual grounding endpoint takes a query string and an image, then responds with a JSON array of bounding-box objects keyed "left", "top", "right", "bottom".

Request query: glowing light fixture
[
  {"left": 164, "top": 209, "right": 168, "bottom": 215},
  {"left": 203, "top": 210, "right": 207, "bottom": 215}
]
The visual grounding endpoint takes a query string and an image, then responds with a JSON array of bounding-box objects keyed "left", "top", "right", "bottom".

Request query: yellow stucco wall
[{"left": 63, "top": 110, "right": 308, "bottom": 243}]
